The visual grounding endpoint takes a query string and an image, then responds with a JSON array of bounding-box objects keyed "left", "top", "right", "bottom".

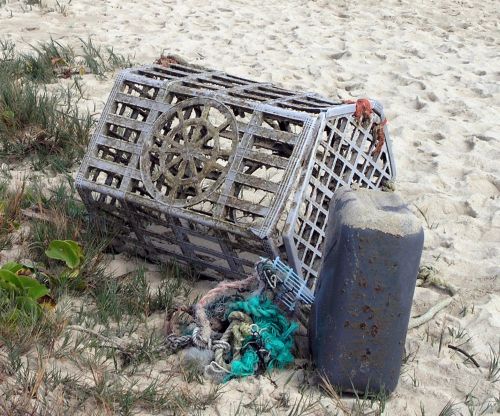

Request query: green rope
[
  {"left": 231, "top": 348, "right": 259, "bottom": 377},
  {"left": 225, "top": 296, "right": 298, "bottom": 380}
]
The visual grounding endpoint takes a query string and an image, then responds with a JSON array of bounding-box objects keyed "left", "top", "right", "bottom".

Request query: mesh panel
[{"left": 292, "top": 112, "right": 394, "bottom": 289}]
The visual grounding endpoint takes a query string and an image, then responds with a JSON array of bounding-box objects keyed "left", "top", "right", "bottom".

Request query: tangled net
[
  {"left": 220, "top": 296, "right": 298, "bottom": 380},
  {"left": 164, "top": 268, "right": 298, "bottom": 381}
]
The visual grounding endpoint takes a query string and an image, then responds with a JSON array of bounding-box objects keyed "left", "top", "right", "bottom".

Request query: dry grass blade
[
  {"left": 30, "top": 354, "right": 46, "bottom": 399},
  {"left": 319, "top": 372, "right": 351, "bottom": 415},
  {"left": 66, "top": 324, "right": 131, "bottom": 355},
  {"left": 487, "top": 343, "right": 500, "bottom": 383}
]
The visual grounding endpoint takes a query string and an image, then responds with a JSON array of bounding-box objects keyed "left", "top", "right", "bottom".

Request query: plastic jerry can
[{"left": 309, "top": 187, "right": 424, "bottom": 394}]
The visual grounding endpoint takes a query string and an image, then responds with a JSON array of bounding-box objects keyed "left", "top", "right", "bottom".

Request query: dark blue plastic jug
[{"left": 309, "top": 188, "right": 424, "bottom": 394}]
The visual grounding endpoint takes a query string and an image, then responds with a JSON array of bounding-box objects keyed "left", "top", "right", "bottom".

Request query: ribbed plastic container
[{"left": 309, "top": 187, "right": 423, "bottom": 394}]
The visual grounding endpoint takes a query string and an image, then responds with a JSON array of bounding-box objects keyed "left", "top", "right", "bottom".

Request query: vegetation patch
[{"left": 0, "top": 38, "right": 131, "bottom": 171}]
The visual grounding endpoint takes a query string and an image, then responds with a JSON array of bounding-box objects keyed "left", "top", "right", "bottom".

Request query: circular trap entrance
[{"left": 141, "top": 97, "right": 239, "bottom": 207}]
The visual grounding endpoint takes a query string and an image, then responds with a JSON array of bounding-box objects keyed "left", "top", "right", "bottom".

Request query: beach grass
[{"left": 0, "top": 37, "right": 132, "bottom": 171}]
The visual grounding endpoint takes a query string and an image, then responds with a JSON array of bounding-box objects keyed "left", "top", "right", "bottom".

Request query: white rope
[{"left": 409, "top": 266, "right": 458, "bottom": 329}]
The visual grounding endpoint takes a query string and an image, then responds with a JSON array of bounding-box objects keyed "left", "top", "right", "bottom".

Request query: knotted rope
[
  {"left": 210, "top": 311, "right": 253, "bottom": 373},
  {"left": 164, "top": 271, "right": 297, "bottom": 381},
  {"left": 194, "top": 274, "right": 257, "bottom": 347},
  {"left": 409, "top": 265, "right": 458, "bottom": 329},
  {"left": 165, "top": 274, "right": 258, "bottom": 351}
]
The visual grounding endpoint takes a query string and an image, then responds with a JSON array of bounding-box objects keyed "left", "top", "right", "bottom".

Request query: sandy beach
[{"left": 0, "top": 0, "right": 498, "bottom": 414}]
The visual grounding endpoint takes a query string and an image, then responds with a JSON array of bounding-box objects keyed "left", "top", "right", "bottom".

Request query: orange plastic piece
[{"left": 354, "top": 99, "right": 373, "bottom": 125}]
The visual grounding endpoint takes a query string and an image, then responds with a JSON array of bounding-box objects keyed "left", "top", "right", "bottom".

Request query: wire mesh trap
[{"left": 76, "top": 62, "right": 396, "bottom": 291}]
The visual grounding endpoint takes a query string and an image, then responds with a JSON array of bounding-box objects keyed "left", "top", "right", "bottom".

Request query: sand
[{"left": 0, "top": 0, "right": 499, "bottom": 414}]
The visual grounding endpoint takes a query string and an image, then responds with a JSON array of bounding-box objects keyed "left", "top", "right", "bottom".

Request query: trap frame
[{"left": 76, "top": 63, "right": 395, "bottom": 290}]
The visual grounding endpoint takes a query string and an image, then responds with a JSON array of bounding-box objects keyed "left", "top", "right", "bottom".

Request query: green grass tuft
[
  {"left": 0, "top": 37, "right": 132, "bottom": 171},
  {"left": 0, "top": 75, "right": 94, "bottom": 170}
]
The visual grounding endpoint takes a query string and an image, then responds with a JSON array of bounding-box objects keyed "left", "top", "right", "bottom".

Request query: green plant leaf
[
  {"left": 14, "top": 276, "right": 49, "bottom": 300},
  {"left": 64, "top": 240, "right": 83, "bottom": 263},
  {"left": 1, "top": 262, "right": 23, "bottom": 273},
  {"left": 0, "top": 270, "right": 49, "bottom": 300},
  {"left": 0, "top": 279, "right": 18, "bottom": 293},
  {"left": 45, "top": 240, "right": 81, "bottom": 269},
  {"left": 0, "top": 269, "right": 22, "bottom": 291}
]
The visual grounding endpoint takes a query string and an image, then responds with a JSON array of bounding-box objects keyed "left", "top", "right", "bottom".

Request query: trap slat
[
  {"left": 233, "top": 172, "right": 280, "bottom": 193},
  {"left": 106, "top": 113, "right": 152, "bottom": 130},
  {"left": 242, "top": 149, "right": 289, "bottom": 169},
  {"left": 96, "top": 134, "right": 141, "bottom": 154},
  {"left": 115, "top": 92, "right": 171, "bottom": 113},
  {"left": 206, "top": 193, "right": 270, "bottom": 217}
]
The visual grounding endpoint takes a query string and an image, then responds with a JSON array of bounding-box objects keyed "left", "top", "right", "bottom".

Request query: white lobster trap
[{"left": 76, "top": 62, "right": 395, "bottom": 290}]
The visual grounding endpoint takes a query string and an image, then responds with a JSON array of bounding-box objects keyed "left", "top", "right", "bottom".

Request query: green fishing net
[{"left": 225, "top": 296, "right": 298, "bottom": 379}]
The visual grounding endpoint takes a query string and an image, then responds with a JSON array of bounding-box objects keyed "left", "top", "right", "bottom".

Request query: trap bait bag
[{"left": 309, "top": 187, "right": 423, "bottom": 394}]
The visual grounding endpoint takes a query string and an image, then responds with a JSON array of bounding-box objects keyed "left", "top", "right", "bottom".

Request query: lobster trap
[{"left": 76, "top": 62, "right": 395, "bottom": 290}]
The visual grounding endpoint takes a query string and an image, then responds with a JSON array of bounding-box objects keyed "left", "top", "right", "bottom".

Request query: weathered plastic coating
[{"left": 309, "top": 190, "right": 424, "bottom": 394}]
